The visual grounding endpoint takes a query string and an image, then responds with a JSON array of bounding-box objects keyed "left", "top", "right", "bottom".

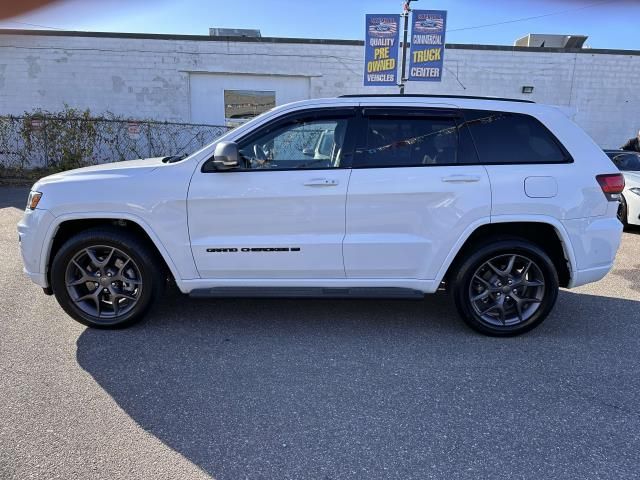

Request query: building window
[{"left": 224, "top": 90, "right": 276, "bottom": 127}]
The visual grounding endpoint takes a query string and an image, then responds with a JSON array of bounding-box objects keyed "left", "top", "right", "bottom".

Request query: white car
[
  {"left": 604, "top": 150, "right": 640, "bottom": 226},
  {"left": 18, "top": 95, "right": 624, "bottom": 336}
]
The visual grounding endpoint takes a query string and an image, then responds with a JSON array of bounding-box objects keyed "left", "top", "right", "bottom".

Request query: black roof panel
[{"left": 339, "top": 94, "right": 535, "bottom": 104}]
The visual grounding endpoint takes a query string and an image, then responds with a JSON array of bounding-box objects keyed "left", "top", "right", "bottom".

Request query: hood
[{"left": 33, "top": 157, "right": 165, "bottom": 189}]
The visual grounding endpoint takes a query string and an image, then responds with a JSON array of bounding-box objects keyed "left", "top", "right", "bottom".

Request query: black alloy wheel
[
  {"left": 51, "top": 227, "right": 164, "bottom": 328},
  {"left": 452, "top": 238, "right": 559, "bottom": 336}
]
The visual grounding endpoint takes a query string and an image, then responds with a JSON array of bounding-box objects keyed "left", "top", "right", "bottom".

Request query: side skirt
[{"left": 189, "top": 287, "right": 426, "bottom": 299}]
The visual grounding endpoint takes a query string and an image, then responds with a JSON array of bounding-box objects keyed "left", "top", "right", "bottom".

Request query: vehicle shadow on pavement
[{"left": 76, "top": 290, "right": 640, "bottom": 480}]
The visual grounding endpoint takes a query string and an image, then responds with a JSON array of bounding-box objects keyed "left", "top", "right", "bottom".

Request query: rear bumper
[{"left": 562, "top": 215, "right": 622, "bottom": 288}]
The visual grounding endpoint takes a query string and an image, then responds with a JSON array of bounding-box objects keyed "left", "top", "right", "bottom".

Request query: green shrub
[{"left": 20, "top": 105, "right": 97, "bottom": 172}]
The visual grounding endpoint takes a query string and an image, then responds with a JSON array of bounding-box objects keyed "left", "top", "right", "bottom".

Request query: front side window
[
  {"left": 357, "top": 115, "right": 459, "bottom": 168},
  {"left": 463, "top": 110, "right": 569, "bottom": 164},
  {"left": 238, "top": 116, "right": 350, "bottom": 170}
]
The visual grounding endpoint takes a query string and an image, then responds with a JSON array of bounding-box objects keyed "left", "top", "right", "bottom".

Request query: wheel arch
[
  {"left": 437, "top": 217, "right": 576, "bottom": 289},
  {"left": 42, "top": 212, "right": 182, "bottom": 289}
]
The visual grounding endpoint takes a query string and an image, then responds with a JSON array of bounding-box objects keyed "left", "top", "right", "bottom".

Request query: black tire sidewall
[
  {"left": 51, "top": 228, "right": 163, "bottom": 328},
  {"left": 452, "top": 239, "right": 559, "bottom": 337},
  {"left": 618, "top": 195, "right": 628, "bottom": 226}
]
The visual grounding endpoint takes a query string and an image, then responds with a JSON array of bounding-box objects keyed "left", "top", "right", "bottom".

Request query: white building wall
[{"left": 0, "top": 31, "right": 639, "bottom": 148}]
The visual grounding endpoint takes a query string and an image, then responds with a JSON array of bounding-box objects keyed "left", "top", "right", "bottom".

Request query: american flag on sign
[
  {"left": 414, "top": 16, "right": 444, "bottom": 33},
  {"left": 368, "top": 20, "right": 398, "bottom": 37}
]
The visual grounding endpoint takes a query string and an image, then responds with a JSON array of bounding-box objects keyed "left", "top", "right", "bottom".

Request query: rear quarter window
[{"left": 462, "top": 110, "right": 570, "bottom": 164}]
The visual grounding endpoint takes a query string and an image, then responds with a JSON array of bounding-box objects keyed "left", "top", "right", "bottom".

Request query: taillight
[{"left": 596, "top": 173, "right": 625, "bottom": 197}]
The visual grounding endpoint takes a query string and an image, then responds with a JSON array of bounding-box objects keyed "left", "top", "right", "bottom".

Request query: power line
[{"left": 447, "top": 0, "right": 620, "bottom": 33}]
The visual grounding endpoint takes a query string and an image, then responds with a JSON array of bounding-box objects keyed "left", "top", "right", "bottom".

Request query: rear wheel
[
  {"left": 452, "top": 238, "right": 559, "bottom": 336},
  {"left": 51, "top": 228, "right": 164, "bottom": 328}
]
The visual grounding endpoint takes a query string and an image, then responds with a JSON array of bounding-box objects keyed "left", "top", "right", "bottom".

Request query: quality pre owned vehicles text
[{"left": 17, "top": 95, "right": 624, "bottom": 336}]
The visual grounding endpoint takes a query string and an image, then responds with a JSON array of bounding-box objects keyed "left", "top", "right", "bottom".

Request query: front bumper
[{"left": 17, "top": 207, "right": 56, "bottom": 288}]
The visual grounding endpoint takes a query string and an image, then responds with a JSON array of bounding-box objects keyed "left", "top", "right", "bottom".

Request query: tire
[
  {"left": 451, "top": 237, "right": 559, "bottom": 337},
  {"left": 51, "top": 227, "right": 165, "bottom": 328},
  {"left": 618, "top": 195, "right": 628, "bottom": 227}
]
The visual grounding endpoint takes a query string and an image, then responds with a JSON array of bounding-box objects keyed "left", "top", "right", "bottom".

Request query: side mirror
[
  {"left": 211, "top": 141, "right": 240, "bottom": 170},
  {"left": 302, "top": 147, "right": 314, "bottom": 157}
]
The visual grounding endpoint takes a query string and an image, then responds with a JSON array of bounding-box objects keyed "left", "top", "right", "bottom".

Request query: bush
[
  {"left": 0, "top": 107, "right": 228, "bottom": 177},
  {"left": 19, "top": 106, "right": 97, "bottom": 172}
]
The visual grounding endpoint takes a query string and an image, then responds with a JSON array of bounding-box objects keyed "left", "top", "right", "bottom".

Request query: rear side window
[
  {"left": 463, "top": 110, "right": 570, "bottom": 164},
  {"left": 357, "top": 115, "right": 460, "bottom": 167}
]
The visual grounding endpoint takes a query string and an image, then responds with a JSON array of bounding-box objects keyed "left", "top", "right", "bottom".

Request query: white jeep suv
[{"left": 17, "top": 95, "right": 625, "bottom": 336}]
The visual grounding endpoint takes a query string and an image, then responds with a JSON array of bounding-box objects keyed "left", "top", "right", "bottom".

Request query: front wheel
[
  {"left": 452, "top": 238, "right": 559, "bottom": 336},
  {"left": 51, "top": 227, "right": 164, "bottom": 328}
]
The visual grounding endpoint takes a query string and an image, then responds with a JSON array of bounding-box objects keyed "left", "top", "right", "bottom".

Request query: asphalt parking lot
[{"left": 1, "top": 186, "right": 639, "bottom": 480}]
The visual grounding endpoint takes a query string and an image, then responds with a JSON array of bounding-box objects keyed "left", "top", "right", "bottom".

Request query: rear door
[{"left": 343, "top": 106, "right": 491, "bottom": 280}]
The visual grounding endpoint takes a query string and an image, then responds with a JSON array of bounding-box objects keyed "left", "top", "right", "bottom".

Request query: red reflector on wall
[{"left": 596, "top": 174, "right": 625, "bottom": 194}]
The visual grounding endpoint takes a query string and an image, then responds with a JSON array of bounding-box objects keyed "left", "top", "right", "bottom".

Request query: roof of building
[{"left": 1, "top": 28, "right": 640, "bottom": 56}]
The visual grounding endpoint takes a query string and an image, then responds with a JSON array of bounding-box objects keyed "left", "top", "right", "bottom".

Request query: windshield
[{"left": 606, "top": 152, "right": 640, "bottom": 171}]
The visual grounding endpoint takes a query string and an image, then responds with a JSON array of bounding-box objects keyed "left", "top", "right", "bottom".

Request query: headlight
[
  {"left": 630, "top": 187, "right": 640, "bottom": 197},
  {"left": 27, "top": 191, "right": 42, "bottom": 210}
]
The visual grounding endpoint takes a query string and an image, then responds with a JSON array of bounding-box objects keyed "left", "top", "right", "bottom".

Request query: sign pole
[{"left": 399, "top": 0, "right": 417, "bottom": 94}]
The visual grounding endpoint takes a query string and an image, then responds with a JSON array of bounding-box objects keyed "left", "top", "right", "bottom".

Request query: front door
[
  {"left": 343, "top": 107, "right": 492, "bottom": 280},
  {"left": 188, "top": 108, "right": 356, "bottom": 279}
]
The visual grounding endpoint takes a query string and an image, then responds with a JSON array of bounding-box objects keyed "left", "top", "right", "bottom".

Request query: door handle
[
  {"left": 441, "top": 175, "right": 481, "bottom": 183},
  {"left": 304, "top": 178, "right": 339, "bottom": 187}
]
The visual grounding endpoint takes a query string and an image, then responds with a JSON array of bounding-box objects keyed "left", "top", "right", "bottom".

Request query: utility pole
[{"left": 399, "top": 0, "right": 417, "bottom": 94}]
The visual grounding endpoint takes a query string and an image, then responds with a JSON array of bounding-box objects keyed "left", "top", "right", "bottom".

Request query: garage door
[{"left": 189, "top": 73, "right": 310, "bottom": 126}]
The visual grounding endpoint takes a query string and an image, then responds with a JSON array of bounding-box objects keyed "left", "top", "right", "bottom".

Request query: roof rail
[{"left": 338, "top": 94, "right": 535, "bottom": 104}]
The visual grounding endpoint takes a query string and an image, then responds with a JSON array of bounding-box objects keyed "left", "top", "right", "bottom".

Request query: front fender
[{"left": 40, "top": 211, "right": 192, "bottom": 292}]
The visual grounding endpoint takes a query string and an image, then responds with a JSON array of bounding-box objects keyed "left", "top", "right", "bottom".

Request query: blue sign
[
  {"left": 364, "top": 14, "right": 400, "bottom": 86},
  {"left": 408, "top": 10, "right": 447, "bottom": 82}
]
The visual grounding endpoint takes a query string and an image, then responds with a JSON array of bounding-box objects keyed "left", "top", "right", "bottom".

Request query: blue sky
[{"left": 2, "top": 0, "right": 640, "bottom": 49}]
